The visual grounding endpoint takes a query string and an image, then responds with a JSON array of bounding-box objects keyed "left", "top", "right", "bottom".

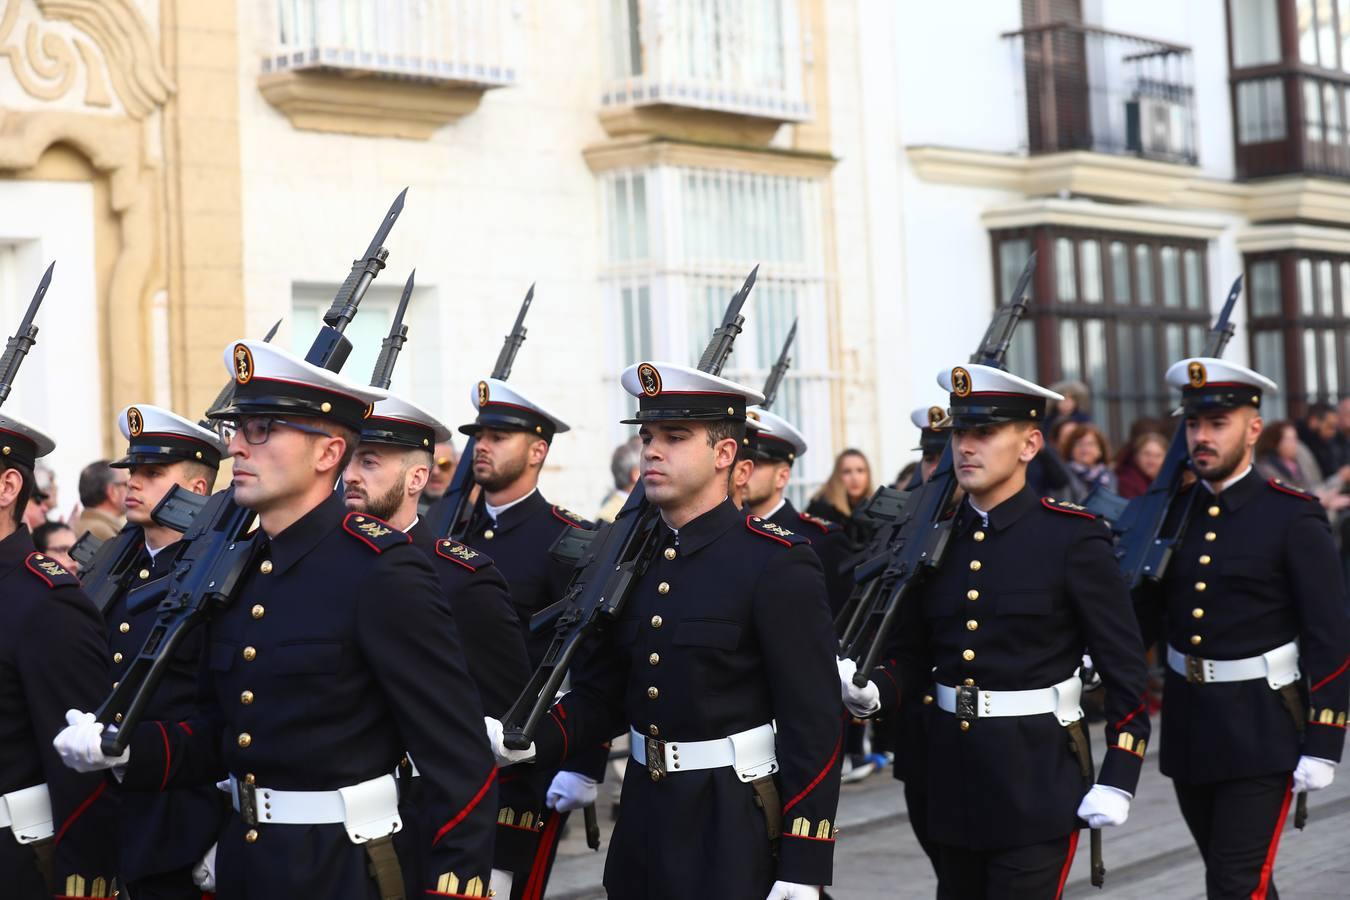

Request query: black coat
[
  {"left": 1136, "top": 471, "right": 1350, "bottom": 783},
  {"left": 0, "top": 527, "right": 115, "bottom": 897},
  {"left": 768, "top": 499, "right": 853, "bottom": 616},
  {"left": 871, "top": 485, "right": 1150, "bottom": 850},
  {"left": 533, "top": 499, "right": 843, "bottom": 896},
  {"left": 120, "top": 495, "right": 496, "bottom": 899}
]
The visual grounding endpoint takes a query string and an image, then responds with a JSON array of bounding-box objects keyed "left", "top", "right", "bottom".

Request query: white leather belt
[
  {"left": 1167, "top": 640, "right": 1299, "bottom": 689},
  {"left": 935, "top": 673, "right": 1084, "bottom": 726},
  {"left": 0, "top": 784, "right": 53, "bottom": 844},
  {"left": 629, "top": 723, "right": 778, "bottom": 783},
  {"left": 226, "top": 773, "right": 401, "bottom": 843}
]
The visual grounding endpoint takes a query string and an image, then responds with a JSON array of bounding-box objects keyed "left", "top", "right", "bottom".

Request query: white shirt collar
[
  {"left": 763, "top": 498, "right": 787, "bottom": 520},
  {"left": 485, "top": 487, "right": 538, "bottom": 523},
  {"left": 967, "top": 498, "right": 990, "bottom": 527},
  {"left": 1203, "top": 464, "right": 1253, "bottom": 495},
  {"left": 400, "top": 515, "right": 420, "bottom": 534},
  {"left": 144, "top": 540, "right": 168, "bottom": 560}
]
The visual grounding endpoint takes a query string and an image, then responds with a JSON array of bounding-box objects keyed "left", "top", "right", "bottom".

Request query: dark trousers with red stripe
[
  {"left": 1174, "top": 773, "right": 1292, "bottom": 900},
  {"left": 511, "top": 809, "right": 568, "bottom": 900},
  {"left": 935, "top": 832, "right": 1079, "bottom": 900}
]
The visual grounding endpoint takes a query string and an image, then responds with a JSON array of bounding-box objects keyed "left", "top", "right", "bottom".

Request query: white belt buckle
[
  {"left": 1, "top": 784, "right": 53, "bottom": 845},
  {"left": 338, "top": 776, "right": 402, "bottom": 844}
]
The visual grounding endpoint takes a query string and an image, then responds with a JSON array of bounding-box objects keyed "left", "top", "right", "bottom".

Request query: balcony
[
  {"left": 1233, "top": 69, "right": 1350, "bottom": 181},
  {"left": 1003, "top": 23, "right": 1197, "bottom": 166},
  {"left": 258, "top": 0, "right": 519, "bottom": 140},
  {"left": 599, "top": 0, "right": 811, "bottom": 145}
]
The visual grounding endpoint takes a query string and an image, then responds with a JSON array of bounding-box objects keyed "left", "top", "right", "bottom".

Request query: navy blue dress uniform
[
  {"left": 530, "top": 361, "right": 843, "bottom": 898},
  {"left": 453, "top": 377, "right": 605, "bottom": 898},
  {"left": 1134, "top": 358, "right": 1349, "bottom": 899},
  {"left": 0, "top": 412, "right": 115, "bottom": 898},
  {"left": 101, "top": 404, "right": 230, "bottom": 899},
  {"left": 865, "top": 365, "right": 1151, "bottom": 898},
  {"left": 114, "top": 340, "right": 498, "bottom": 899}
]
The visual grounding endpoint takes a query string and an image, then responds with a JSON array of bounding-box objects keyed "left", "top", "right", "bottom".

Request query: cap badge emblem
[
  {"left": 233, "top": 343, "right": 254, "bottom": 385},
  {"left": 127, "top": 406, "right": 144, "bottom": 437},
  {"left": 951, "top": 367, "right": 972, "bottom": 398},
  {"left": 1188, "top": 360, "right": 1207, "bottom": 388},
  {"left": 637, "top": 363, "right": 662, "bottom": 397},
  {"left": 477, "top": 380, "right": 490, "bottom": 407},
  {"left": 927, "top": 406, "right": 945, "bottom": 428}
]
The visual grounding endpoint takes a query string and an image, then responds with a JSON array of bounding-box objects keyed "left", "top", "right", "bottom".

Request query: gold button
[
  {"left": 112, "top": 681, "right": 119, "bottom": 690},
  {"left": 664, "top": 547, "right": 676, "bottom": 560},
  {"left": 119, "top": 622, "right": 130, "bottom": 634},
  {"left": 650, "top": 770, "right": 662, "bottom": 782},
  {"left": 320, "top": 402, "right": 332, "bottom": 413},
  {"left": 1199, "top": 555, "right": 1212, "bottom": 565},
  {"left": 237, "top": 732, "right": 252, "bottom": 748},
  {"left": 251, "top": 604, "right": 265, "bottom": 619},
  {"left": 241, "top": 690, "right": 255, "bottom": 705},
  {"left": 1204, "top": 531, "right": 1217, "bottom": 542},
  {"left": 1191, "top": 608, "right": 1204, "bottom": 619},
  {"left": 484, "top": 529, "right": 495, "bottom": 540},
  {"left": 259, "top": 560, "right": 273, "bottom": 575},
  {"left": 973, "top": 531, "right": 986, "bottom": 542},
  {"left": 922, "top": 694, "right": 933, "bottom": 705},
  {"left": 648, "top": 653, "right": 660, "bottom": 666},
  {"left": 138, "top": 568, "right": 150, "bottom": 580},
  {"left": 969, "top": 560, "right": 982, "bottom": 572},
  {"left": 242, "top": 646, "right": 257, "bottom": 661},
  {"left": 966, "top": 619, "right": 979, "bottom": 631},
  {"left": 651, "top": 615, "right": 663, "bottom": 628},
  {"left": 657, "top": 582, "right": 670, "bottom": 595},
  {"left": 647, "top": 686, "right": 659, "bottom": 700},
  {"left": 1208, "top": 506, "right": 1220, "bottom": 517},
  {"left": 114, "top": 713, "right": 122, "bottom": 723},
  {"left": 1195, "top": 582, "right": 1207, "bottom": 592},
  {"left": 1190, "top": 635, "right": 1202, "bottom": 646},
  {"left": 959, "top": 721, "right": 971, "bottom": 732},
  {"left": 244, "top": 828, "right": 258, "bottom": 843},
  {"left": 962, "top": 649, "right": 975, "bottom": 661},
  {"left": 113, "top": 652, "right": 123, "bottom": 664},
  {"left": 648, "top": 724, "right": 659, "bottom": 736},
  {"left": 964, "top": 678, "right": 975, "bottom": 687},
  {"left": 244, "top": 773, "right": 256, "bottom": 785},
  {"left": 967, "top": 589, "right": 979, "bottom": 601}
]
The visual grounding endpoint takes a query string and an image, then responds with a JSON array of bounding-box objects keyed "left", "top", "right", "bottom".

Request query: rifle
[
  {"left": 1110, "top": 275, "right": 1242, "bottom": 589},
  {"left": 427, "top": 283, "right": 535, "bottom": 540},
  {"left": 0, "top": 261, "right": 51, "bottom": 406},
  {"left": 760, "top": 319, "right": 796, "bottom": 411},
  {"left": 96, "top": 192, "right": 405, "bottom": 753},
  {"left": 76, "top": 319, "right": 283, "bottom": 615},
  {"left": 836, "top": 254, "right": 1036, "bottom": 656},
  {"left": 500, "top": 267, "right": 757, "bottom": 750},
  {"left": 369, "top": 270, "right": 415, "bottom": 389}
]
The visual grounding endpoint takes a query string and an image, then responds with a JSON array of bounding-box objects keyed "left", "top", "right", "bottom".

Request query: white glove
[
  {"left": 1076, "top": 784, "right": 1132, "bottom": 828},
  {"left": 484, "top": 717, "right": 536, "bottom": 767},
  {"left": 489, "top": 869, "right": 514, "bottom": 897},
  {"left": 836, "top": 658, "right": 881, "bottom": 718},
  {"left": 766, "top": 882, "right": 822, "bottom": 900},
  {"left": 191, "top": 843, "right": 217, "bottom": 891},
  {"left": 53, "top": 710, "right": 130, "bottom": 773},
  {"left": 1293, "top": 756, "right": 1336, "bottom": 793},
  {"left": 546, "top": 770, "right": 598, "bottom": 812}
]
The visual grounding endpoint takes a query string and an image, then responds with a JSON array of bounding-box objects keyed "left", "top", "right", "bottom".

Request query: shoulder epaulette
[
  {"left": 1267, "top": 478, "right": 1318, "bottom": 502},
  {"left": 341, "top": 513, "right": 411, "bottom": 553},
  {"left": 796, "top": 512, "right": 841, "bottom": 534},
  {"left": 746, "top": 515, "right": 809, "bottom": 547},
  {"left": 1041, "top": 497, "right": 1097, "bottom": 520},
  {"left": 435, "top": 539, "right": 493, "bottom": 572},
  {"left": 552, "top": 505, "right": 591, "bottom": 529},
  {"left": 25, "top": 552, "right": 79, "bottom": 588}
]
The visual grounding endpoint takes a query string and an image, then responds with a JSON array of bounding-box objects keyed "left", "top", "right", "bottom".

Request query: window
[
  {"left": 1231, "top": 0, "right": 1283, "bottom": 66},
  {"left": 991, "top": 228, "right": 1212, "bottom": 442},
  {"left": 1245, "top": 251, "right": 1350, "bottom": 417},
  {"left": 599, "top": 166, "right": 833, "bottom": 505}
]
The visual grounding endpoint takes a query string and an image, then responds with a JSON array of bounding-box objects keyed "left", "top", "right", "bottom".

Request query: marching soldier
[
  {"left": 102, "top": 405, "right": 230, "bottom": 897},
  {"left": 840, "top": 364, "right": 1150, "bottom": 898},
  {"left": 0, "top": 412, "right": 115, "bottom": 897},
  {"left": 446, "top": 377, "right": 605, "bottom": 899},
  {"left": 1137, "top": 358, "right": 1349, "bottom": 899},
  {"left": 488, "top": 361, "right": 843, "bottom": 900},
  {"left": 342, "top": 390, "right": 532, "bottom": 893},
  {"left": 910, "top": 404, "right": 951, "bottom": 486},
  {"left": 55, "top": 340, "right": 497, "bottom": 898}
]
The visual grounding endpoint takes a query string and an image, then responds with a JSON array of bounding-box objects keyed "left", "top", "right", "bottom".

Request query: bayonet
[
  {"left": 0, "top": 261, "right": 53, "bottom": 407},
  {"left": 369, "top": 270, "right": 415, "bottom": 389}
]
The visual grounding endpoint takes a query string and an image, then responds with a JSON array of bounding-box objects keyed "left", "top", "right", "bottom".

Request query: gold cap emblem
[
  {"left": 951, "top": 366, "right": 972, "bottom": 398},
  {"left": 127, "top": 406, "right": 144, "bottom": 437},
  {"left": 477, "top": 380, "right": 490, "bottom": 407},
  {"left": 637, "top": 363, "right": 662, "bottom": 397},
  {"left": 1187, "top": 360, "right": 1207, "bottom": 388},
  {"left": 927, "top": 405, "right": 945, "bottom": 428},
  {"left": 233, "top": 343, "right": 254, "bottom": 385}
]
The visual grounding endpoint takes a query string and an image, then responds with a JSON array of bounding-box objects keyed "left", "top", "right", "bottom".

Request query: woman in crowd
[
  {"left": 807, "top": 448, "right": 873, "bottom": 543},
  {"left": 1059, "top": 422, "right": 1117, "bottom": 498},
  {"left": 1115, "top": 430, "right": 1169, "bottom": 498}
]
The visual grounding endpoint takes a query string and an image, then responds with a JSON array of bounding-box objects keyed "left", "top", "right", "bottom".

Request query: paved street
[{"left": 547, "top": 724, "right": 1350, "bottom": 898}]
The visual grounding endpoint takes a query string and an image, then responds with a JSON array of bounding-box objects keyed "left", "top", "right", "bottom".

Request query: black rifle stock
[
  {"left": 428, "top": 284, "right": 535, "bottom": 540},
  {"left": 500, "top": 266, "right": 757, "bottom": 750},
  {"left": 96, "top": 193, "right": 405, "bottom": 754},
  {"left": 1111, "top": 275, "right": 1242, "bottom": 589}
]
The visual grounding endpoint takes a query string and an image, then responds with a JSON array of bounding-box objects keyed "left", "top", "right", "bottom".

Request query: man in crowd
[
  {"left": 597, "top": 435, "right": 640, "bottom": 523},
  {"left": 71, "top": 459, "right": 127, "bottom": 541}
]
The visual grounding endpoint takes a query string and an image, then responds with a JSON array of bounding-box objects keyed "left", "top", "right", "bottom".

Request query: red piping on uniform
[
  {"left": 1041, "top": 498, "right": 1095, "bottom": 519},
  {"left": 1113, "top": 699, "right": 1146, "bottom": 731},
  {"left": 521, "top": 811, "right": 563, "bottom": 900},
  {"left": 746, "top": 515, "right": 793, "bottom": 547},
  {"left": 1311, "top": 654, "right": 1350, "bottom": 692},
  {"left": 876, "top": 665, "right": 899, "bottom": 698},
  {"left": 497, "top": 819, "right": 544, "bottom": 832},
  {"left": 23, "top": 554, "right": 55, "bottom": 587},
  {"left": 432, "top": 768, "right": 497, "bottom": 846},
  {"left": 548, "top": 708, "right": 569, "bottom": 759},
  {"left": 1309, "top": 719, "right": 1346, "bottom": 730},
  {"left": 54, "top": 781, "right": 105, "bottom": 847},
  {"left": 435, "top": 543, "right": 478, "bottom": 571},
  {"left": 178, "top": 721, "right": 193, "bottom": 736},
  {"left": 781, "top": 832, "right": 836, "bottom": 843},
  {"left": 783, "top": 727, "right": 844, "bottom": 814},
  {"left": 551, "top": 507, "right": 585, "bottom": 528},
  {"left": 1055, "top": 831, "right": 1080, "bottom": 900},
  {"left": 157, "top": 721, "right": 172, "bottom": 790},
  {"left": 1108, "top": 744, "right": 1145, "bottom": 760},
  {"left": 1251, "top": 778, "right": 1293, "bottom": 900},
  {"left": 1268, "top": 481, "right": 1316, "bottom": 501}
]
